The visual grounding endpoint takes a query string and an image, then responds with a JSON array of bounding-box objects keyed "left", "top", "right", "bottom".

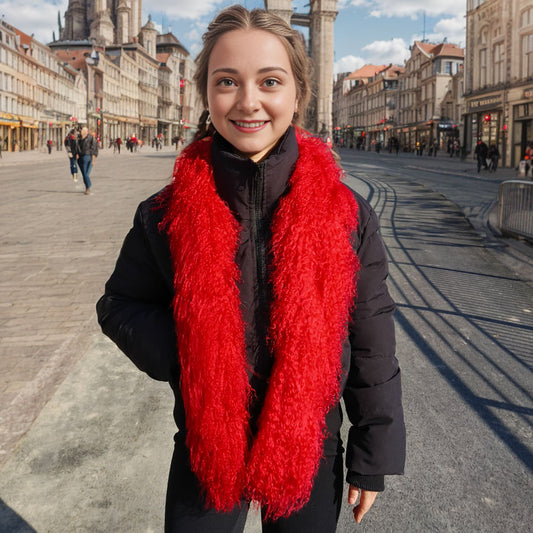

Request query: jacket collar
[{"left": 211, "top": 126, "right": 299, "bottom": 222}]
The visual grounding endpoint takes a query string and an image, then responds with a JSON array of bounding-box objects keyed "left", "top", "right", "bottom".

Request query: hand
[{"left": 348, "top": 485, "right": 378, "bottom": 524}]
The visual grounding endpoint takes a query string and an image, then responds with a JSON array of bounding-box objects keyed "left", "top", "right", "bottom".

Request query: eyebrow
[{"left": 210, "top": 66, "right": 289, "bottom": 76}]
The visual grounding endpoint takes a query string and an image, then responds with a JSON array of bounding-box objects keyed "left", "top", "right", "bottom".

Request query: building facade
[
  {"left": 49, "top": 0, "right": 198, "bottom": 147},
  {"left": 397, "top": 41, "right": 463, "bottom": 152},
  {"left": 332, "top": 40, "right": 464, "bottom": 153},
  {"left": 0, "top": 19, "right": 86, "bottom": 152},
  {"left": 333, "top": 64, "right": 404, "bottom": 150},
  {"left": 465, "top": 0, "right": 533, "bottom": 167}
]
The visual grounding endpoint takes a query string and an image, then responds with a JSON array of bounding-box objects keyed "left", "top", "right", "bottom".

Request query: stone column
[
  {"left": 263, "top": 0, "right": 293, "bottom": 25},
  {"left": 310, "top": 0, "right": 337, "bottom": 137}
]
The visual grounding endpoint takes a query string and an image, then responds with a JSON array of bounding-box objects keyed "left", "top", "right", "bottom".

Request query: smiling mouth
[{"left": 231, "top": 120, "right": 268, "bottom": 128}]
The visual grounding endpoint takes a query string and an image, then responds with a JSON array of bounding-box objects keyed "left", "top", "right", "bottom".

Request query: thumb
[
  {"left": 347, "top": 484, "right": 359, "bottom": 505},
  {"left": 353, "top": 490, "right": 378, "bottom": 524}
]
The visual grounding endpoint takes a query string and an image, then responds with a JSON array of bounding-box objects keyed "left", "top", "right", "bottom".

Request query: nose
[{"left": 237, "top": 83, "right": 260, "bottom": 114}]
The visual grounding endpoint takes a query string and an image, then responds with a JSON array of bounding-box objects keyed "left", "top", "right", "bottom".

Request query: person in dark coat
[
  {"left": 64, "top": 129, "right": 79, "bottom": 182},
  {"left": 96, "top": 6, "right": 405, "bottom": 532},
  {"left": 474, "top": 140, "right": 489, "bottom": 172},
  {"left": 488, "top": 144, "right": 500, "bottom": 172},
  {"left": 76, "top": 126, "right": 98, "bottom": 194}
]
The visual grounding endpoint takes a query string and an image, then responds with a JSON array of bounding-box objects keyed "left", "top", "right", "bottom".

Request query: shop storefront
[
  {"left": 437, "top": 121, "right": 460, "bottom": 153},
  {"left": 512, "top": 88, "right": 533, "bottom": 167},
  {"left": 0, "top": 112, "right": 20, "bottom": 152},
  {"left": 465, "top": 93, "right": 504, "bottom": 162}
]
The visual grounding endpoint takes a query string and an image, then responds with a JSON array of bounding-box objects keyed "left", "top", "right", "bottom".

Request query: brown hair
[{"left": 193, "top": 5, "right": 311, "bottom": 128}]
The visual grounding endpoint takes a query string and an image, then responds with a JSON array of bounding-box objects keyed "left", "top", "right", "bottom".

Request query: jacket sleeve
[
  {"left": 91, "top": 136, "right": 99, "bottom": 157},
  {"left": 96, "top": 199, "right": 178, "bottom": 382},
  {"left": 343, "top": 195, "right": 406, "bottom": 491}
]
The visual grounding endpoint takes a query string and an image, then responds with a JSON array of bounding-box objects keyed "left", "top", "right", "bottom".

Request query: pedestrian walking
[
  {"left": 474, "top": 140, "right": 489, "bottom": 173},
  {"left": 64, "top": 129, "right": 79, "bottom": 182},
  {"left": 96, "top": 6, "right": 405, "bottom": 532},
  {"left": 488, "top": 144, "right": 500, "bottom": 172},
  {"left": 46, "top": 139, "right": 53, "bottom": 154},
  {"left": 76, "top": 126, "right": 98, "bottom": 194}
]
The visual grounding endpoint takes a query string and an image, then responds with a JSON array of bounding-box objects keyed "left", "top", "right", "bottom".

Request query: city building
[
  {"left": 465, "top": 0, "right": 533, "bottom": 167},
  {"left": 0, "top": 19, "right": 86, "bottom": 152},
  {"left": 332, "top": 64, "right": 403, "bottom": 149},
  {"left": 396, "top": 41, "right": 463, "bottom": 152},
  {"left": 51, "top": 0, "right": 198, "bottom": 147}
]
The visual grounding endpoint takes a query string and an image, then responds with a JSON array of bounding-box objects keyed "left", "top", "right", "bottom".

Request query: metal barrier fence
[{"left": 498, "top": 180, "right": 533, "bottom": 241}]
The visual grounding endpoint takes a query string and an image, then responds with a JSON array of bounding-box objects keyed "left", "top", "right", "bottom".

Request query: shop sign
[
  {"left": 468, "top": 95, "right": 501, "bottom": 110},
  {"left": 524, "top": 88, "right": 533, "bottom": 100}
]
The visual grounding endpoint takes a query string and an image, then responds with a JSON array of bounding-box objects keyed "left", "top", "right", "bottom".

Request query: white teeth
[{"left": 234, "top": 121, "right": 266, "bottom": 128}]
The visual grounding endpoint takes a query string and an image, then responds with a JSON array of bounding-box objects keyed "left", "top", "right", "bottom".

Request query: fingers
[
  {"left": 348, "top": 486, "right": 378, "bottom": 524},
  {"left": 347, "top": 485, "right": 359, "bottom": 505}
]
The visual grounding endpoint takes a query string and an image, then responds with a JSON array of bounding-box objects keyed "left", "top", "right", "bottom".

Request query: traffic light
[{"left": 484, "top": 113, "right": 491, "bottom": 122}]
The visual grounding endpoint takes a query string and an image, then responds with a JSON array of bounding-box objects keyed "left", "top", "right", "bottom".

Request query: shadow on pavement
[
  {"left": 351, "top": 172, "right": 533, "bottom": 472},
  {"left": 0, "top": 499, "right": 36, "bottom": 533}
]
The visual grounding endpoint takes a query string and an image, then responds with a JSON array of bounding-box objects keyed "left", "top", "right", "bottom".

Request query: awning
[
  {"left": 0, "top": 113, "right": 20, "bottom": 127},
  {"left": 140, "top": 118, "right": 158, "bottom": 126},
  {"left": 0, "top": 120, "right": 20, "bottom": 127}
]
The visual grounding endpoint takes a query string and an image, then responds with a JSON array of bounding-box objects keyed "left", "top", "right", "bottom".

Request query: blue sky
[{"left": 2, "top": 0, "right": 466, "bottom": 75}]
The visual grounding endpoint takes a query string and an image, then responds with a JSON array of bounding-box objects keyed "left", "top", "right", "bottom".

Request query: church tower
[
  {"left": 62, "top": 0, "right": 87, "bottom": 41},
  {"left": 61, "top": 0, "right": 142, "bottom": 45},
  {"left": 90, "top": 0, "right": 115, "bottom": 46}
]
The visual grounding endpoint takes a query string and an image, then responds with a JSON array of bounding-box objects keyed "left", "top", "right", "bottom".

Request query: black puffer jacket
[{"left": 96, "top": 128, "right": 405, "bottom": 491}]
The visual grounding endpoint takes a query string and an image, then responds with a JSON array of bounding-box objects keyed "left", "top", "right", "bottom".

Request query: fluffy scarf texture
[{"left": 160, "top": 131, "right": 359, "bottom": 520}]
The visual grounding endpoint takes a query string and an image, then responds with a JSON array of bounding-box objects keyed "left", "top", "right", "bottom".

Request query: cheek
[{"left": 207, "top": 92, "right": 231, "bottom": 116}]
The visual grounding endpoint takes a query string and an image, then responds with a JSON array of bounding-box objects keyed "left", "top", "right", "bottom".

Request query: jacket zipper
[{"left": 253, "top": 163, "right": 267, "bottom": 306}]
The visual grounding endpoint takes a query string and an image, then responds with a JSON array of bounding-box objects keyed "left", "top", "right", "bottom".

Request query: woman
[
  {"left": 64, "top": 129, "right": 79, "bottom": 182},
  {"left": 97, "top": 6, "right": 405, "bottom": 532}
]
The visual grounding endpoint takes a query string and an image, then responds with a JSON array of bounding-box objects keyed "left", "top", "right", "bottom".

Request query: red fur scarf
[{"left": 160, "top": 132, "right": 359, "bottom": 520}]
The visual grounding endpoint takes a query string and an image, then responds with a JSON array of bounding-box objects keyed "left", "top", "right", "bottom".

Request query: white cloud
[
  {"left": 0, "top": 0, "right": 68, "bottom": 44},
  {"left": 411, "top": 14, "right": 466, "bottom": 46},
  {"left": 373, "top": 0, "right": 465, "bottom": 18},
  {"left": 144, "top": 0, "right": 225, "bottom": 20},
  {"left": 334, "top": 55, "right": 365, "bottom": 75},
  {"left": 362, "top": 38, "right": 410, "bottom": 65},
  {"left": 432, "top": 14, "right": 465, "bottom": 45},
  {"left": 338, "top": 0, "right": 368, "bottom": 9},
  {"left": 341, "top": 0, "right": 464, "bottom": 18}
]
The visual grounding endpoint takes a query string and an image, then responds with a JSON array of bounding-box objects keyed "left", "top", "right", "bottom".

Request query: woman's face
[{"left": 207, "top": 29, "right": 298, "bottom": 162}]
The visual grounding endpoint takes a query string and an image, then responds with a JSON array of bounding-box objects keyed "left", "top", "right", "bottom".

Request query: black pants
[{"left": 165, "top": 434, "right": 344, "bottom": 533}]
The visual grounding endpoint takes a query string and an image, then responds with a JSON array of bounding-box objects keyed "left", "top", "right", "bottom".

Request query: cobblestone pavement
[{"left": 0, "top": 146, "right": 177, "bottom": 466}]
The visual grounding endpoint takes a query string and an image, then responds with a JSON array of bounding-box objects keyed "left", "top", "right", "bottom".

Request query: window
[
  {"left": 493, "top": 42, "right": 504, "bottom": 84},
  {"left": 522, "top": 33, "right": 533, "bottom": 78},
  {"left": 479, "top": 48, "right": 487, "bottom": 86},
  {"left": 445, "top": 61, "right": 452, "bottom": 74},
  {"left": 521, "top": 8, "right": 533, "bottom": 28}
]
